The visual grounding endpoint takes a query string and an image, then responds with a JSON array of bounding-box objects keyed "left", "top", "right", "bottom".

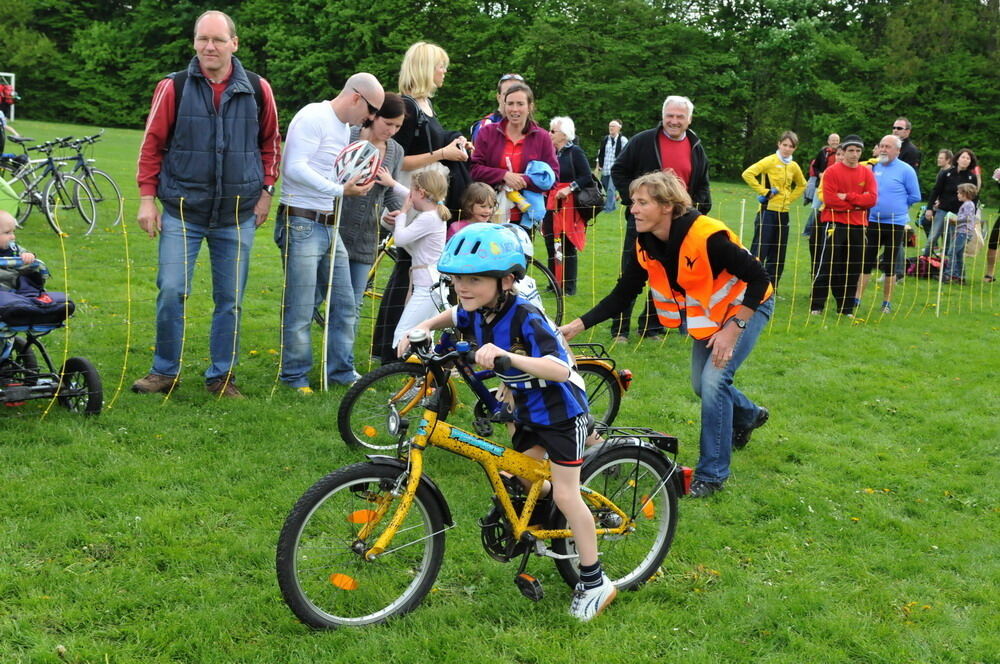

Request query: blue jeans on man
[
  {"left": 689, "top": 297, "right": 774, "bottom": 484},
  {"left": 152, "top": 211, "right": 255, "bottom": 382},
  {"left": 278, "top": 211, "right": 359, "bottom": 388},
  {"left": 601, "top": 172, "right": 617, "bottom": 213}
]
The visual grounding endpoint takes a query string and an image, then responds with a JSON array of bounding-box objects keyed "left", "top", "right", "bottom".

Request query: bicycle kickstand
[{"left": 513, "top": 546, "right": 544, "bottom": 602}]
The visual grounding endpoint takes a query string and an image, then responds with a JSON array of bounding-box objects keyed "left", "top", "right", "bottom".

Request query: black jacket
[
  {"left": 899, "top": 138, "right": 921, "bottom": 172},
  {"left": 610, "top": 125, "right": 711, "bottom": 213},
  {"left": 595, "top": 134, "right": 626, "bottom": 169},
  {"left": 557, "top": 143, "right": 594, "bottom": 190},
  {"left": 927, "top": 166, "right": 978, "bottom": 213}
]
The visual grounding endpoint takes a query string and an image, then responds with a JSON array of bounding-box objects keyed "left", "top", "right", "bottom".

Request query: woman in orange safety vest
[{"left": 561, "top": 170, "right": 774, "bottom": 498}]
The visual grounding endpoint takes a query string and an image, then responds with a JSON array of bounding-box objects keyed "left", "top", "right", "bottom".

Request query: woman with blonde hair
[
  {"left": 373, "top": 41, "right": 471, "bottom": 363},
  {"left": 561, "top": 170, "right": 774, "bottom": 498}
]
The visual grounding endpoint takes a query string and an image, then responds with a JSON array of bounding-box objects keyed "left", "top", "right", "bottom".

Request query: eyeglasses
[
  {"left": 499, "top": 73, "right": 525, "bottom": 83},
  {"left": 352, "top": 88, "right": 379, "bottom": 116},
  {"left": 892, "top": 126, "right": 908, "bottom": 131}
]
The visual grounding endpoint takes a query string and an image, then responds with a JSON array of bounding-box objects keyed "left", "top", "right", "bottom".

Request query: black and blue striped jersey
[{"left": 454, "top": 295, "right": 588, "bottom": 426}]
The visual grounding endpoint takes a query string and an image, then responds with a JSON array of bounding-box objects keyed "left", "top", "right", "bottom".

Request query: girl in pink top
[{"left": 447, "top": 182, "right": 498, "bottom": 239}]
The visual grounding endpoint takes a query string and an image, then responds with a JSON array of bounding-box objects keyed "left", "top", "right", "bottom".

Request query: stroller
[{"left": 0, "top": 260, "right": 102, "bottom": 414}]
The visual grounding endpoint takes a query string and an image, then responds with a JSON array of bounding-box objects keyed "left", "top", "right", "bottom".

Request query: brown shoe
[
  {"left": 206, "top": 374, "right": 244, "bottom": 399},
  {"left": 131, "top": 373, "right": 180, "bottom": 394}
]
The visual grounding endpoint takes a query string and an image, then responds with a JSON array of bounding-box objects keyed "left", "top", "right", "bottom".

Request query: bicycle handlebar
[{"left": 407, "top": 330, "right": 507, "bottom": 417}]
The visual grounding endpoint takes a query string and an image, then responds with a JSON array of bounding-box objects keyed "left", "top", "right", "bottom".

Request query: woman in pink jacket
[{"left": 470, "top": 83, "right": 559, "bottom": 231}]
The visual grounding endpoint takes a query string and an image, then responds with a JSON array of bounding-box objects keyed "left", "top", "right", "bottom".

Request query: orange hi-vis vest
[{"left": 636, "top": 215, "right": 773, "bottom": 340}]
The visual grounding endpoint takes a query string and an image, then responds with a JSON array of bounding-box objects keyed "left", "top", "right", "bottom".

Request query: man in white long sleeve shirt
[{"left": 277, "top": 73, "right": 384, "bottom": 392}]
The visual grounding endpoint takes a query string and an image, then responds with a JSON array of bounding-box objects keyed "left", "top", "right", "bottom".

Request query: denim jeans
[
  {"left": 601, "top": 172, "right": 617, "bottom": 213},
  {"left": 689, "top": 297, "right": 774, "bottom": 483},
  {"left": 348, "top": 261, "right": 369, "bottom": 311},
  {"left": 152, "top": 211, "right": 255, "bottom": 381},
  {"left": 923, "top": 209, "right": 953, "bottom": 256},
  {"left": 945, "top": 232, "right": 968, "bottom": 279},
  {"left": 278, "top": 212, "right": 358, "bottom": 387}
]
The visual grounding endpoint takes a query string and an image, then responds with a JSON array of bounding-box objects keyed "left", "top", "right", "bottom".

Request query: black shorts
[
  {"left": 862, "top": 222, "right": 905, "bottom": 273},
  {"left": 512, "top": 414, "right": 590, "bottom": 467},
  {"left": 989, "top": 215, "right": 1000, "bottom": 251}
]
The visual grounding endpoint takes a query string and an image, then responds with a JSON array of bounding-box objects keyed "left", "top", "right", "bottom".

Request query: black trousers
[
  {"left": 610, "top": 211, "right": 663, "bottom": 337},
  {"left": 810, "top": 222, "right": 866, "bottom": 315},
  {"left": 541, "top": 211, "right": 578, "bottom": 295}
]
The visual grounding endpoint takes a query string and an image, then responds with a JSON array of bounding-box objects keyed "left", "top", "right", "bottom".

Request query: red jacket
[
  {"left": 470, "top": 119, "right": 559, "bottom": 191},
  {"left": 820, "top": 162, "right": 877, "bottom": 226}
]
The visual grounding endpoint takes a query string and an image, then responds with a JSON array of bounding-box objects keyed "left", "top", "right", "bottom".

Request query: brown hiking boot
[
  {"left": 206, "top": 374, "right": 244, "bottom": 399},
  {"left": 131, "top": 373, "right": 180, "bottom": 394}
]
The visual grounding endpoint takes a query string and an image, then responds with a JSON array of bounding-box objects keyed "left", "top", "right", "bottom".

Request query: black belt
[{"left": 279, "top": 204, "right": 337, "bottom": 225}]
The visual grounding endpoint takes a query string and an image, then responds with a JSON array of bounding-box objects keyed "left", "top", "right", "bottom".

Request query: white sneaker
[{"left": 569, "top": 574, "right": 617, "bottom": 622}]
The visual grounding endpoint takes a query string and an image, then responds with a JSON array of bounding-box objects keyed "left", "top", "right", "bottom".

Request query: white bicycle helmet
[{"left": 333, "top": 140, "right": 382, "bottom": 186}]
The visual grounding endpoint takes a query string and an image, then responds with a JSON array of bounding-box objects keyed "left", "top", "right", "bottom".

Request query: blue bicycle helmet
[{"left": 437, "top": 223, "right": 527, "bottom": 279}]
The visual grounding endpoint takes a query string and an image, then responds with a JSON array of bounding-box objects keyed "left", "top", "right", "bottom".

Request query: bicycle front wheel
[
  {"left": 43, "top": 175, "right": 96, "bottom": 236},
  {"left": 338, "top": 362, "right": 452, "bottom": 451},
  {"left": 525, "top": 256, "right": 564, "bottom": 325},
  {"left": 577, "top": 363, "right": 622, "bottom": 426},
  {"left": 552, "top": 446, "right": 678, "bottom": 590},
  {"left": 276, "top": 462, "right": 446, "bottom": 629},
  {"left": 79, "top": 168, "right": 124, "bottom": 227},
  {"left": 5, "top": 174, "right": 33, "bottom": 227}
]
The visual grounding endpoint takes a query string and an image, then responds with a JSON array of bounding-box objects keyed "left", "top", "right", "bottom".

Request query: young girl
[
  {"left": 448, "top": 182, "right": 497, "bottom": 239},
  {"left": 944, "top": 183, "right": 979, "bottom": 284},
  {"left": 385, "top": 169, "right": 450, "bottom": 350},
  {"left": 400, "top": 223, "right": 616, "bottom": 621}
]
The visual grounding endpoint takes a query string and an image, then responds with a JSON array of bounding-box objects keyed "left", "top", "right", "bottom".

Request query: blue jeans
[
  {"left": 945, "top": 232, "right": 968, "bottom": 279},
  {"left": 278, "top": 213, "right": 358, "bottom": 387},
  {"left": 152, "top": 212, "right": 255, "bottom": 381},
  {"left": 923, "top": 209, "right": 954, "bottom": 256},
  {"left": 601, "top": 173, "right": 617, "bottom": 213},
  {"left": 689, "top": 297, "right": 774, "bottom": 483},
  {"left": 348, "top": 260, "right": 369, "bottom": 312}
]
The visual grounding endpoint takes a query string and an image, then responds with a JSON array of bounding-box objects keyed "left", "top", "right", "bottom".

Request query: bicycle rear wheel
[
  {"left": 78, "top": 168, "right": 124, "bottom": 227},
  {"left": 577, "top": 362, "right": 621, "bottom": 425},
  {"left": 552, "top": 446, "right": 678, "bottom": 590},
  {"left": 43, "top": 175, "right": 96, "bottom": 236},
  {"left": 524, "top": 256, "right": 564, "bottom": 325},
  {"left": 276, "top": 462, "right": 446, "bottom": 628},
  {"left": 338, "top": 361, "right": 452, "bottom": 451}
]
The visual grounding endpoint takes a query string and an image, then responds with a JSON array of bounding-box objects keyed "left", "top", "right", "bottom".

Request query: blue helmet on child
[{"left": 437, "top": 223, "right": 526, "bottom": 279}]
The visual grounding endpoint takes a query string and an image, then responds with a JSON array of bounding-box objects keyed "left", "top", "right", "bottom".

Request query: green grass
[{"left": 2, "top": 120, "right": 998, "bottom": 664}]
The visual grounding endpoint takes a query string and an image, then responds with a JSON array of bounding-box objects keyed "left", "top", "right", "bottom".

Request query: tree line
[{"left": 4, "top": 0, "right": 998, "bottom": 197}]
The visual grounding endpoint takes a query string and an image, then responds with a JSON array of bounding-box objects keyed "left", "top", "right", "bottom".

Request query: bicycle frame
[{"left": 361, "top": 337, "right": 638, "bottom": 560}]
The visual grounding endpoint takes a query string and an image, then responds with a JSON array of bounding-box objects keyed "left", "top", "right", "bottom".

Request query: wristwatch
[
  {"left": 728, "top": 317, "right": 747, "bottom": 330},
  {"left": 262, "top": 185, "right": 276, "bottom": 195}
]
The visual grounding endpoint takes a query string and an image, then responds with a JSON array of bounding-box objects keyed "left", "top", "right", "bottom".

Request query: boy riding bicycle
[{"left": 399, "top": 223, "right": 616, "bottom": 621}]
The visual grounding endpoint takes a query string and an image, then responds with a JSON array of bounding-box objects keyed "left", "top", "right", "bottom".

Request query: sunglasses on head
[{"left": 499, "top": 73, "right": 525, "bottom": 83}]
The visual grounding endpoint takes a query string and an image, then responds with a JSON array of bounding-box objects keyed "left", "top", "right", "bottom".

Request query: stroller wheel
[{"left": 57, "top": 357, "right": 103, "bottom": 415}]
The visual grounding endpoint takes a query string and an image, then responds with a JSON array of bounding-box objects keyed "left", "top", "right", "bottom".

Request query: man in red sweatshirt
[{"left": 810, "top": 134, "right": 877, "bottom": 317}]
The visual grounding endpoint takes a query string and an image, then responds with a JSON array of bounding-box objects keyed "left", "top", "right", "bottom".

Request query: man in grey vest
[
  {"left": 133, "top": 10, "right": 282, "bottom": 398},
  {"left": 595, "top": 119, "right": 627, "bottom": 213}
]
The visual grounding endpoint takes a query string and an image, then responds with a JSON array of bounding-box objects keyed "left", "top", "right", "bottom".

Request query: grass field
[{"left": 1, "top": 120, "right": 998, "bottom": 664}]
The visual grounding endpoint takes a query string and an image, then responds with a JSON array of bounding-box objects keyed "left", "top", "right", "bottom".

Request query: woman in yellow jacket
[{"left": 742, "top": 131, "right": 807, "bottom": 287}]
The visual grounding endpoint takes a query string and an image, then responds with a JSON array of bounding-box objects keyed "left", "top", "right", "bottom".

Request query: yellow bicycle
[{"left": 276, "top": 331, "right": 689, "bottom": 628}]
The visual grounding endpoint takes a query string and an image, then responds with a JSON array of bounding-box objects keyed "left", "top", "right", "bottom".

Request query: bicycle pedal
[{"left": 514, "top": 573, "right": 544, "bottom": 601}]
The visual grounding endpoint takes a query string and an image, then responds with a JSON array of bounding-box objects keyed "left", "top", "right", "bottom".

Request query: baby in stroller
[{"left": 0, "top": 210, "right": 101, "bottom": 413}]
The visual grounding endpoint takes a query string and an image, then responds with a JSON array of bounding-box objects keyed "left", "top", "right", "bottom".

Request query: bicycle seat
[{"left": 8, "top": 136, "right": 33, "bottom": 144}]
